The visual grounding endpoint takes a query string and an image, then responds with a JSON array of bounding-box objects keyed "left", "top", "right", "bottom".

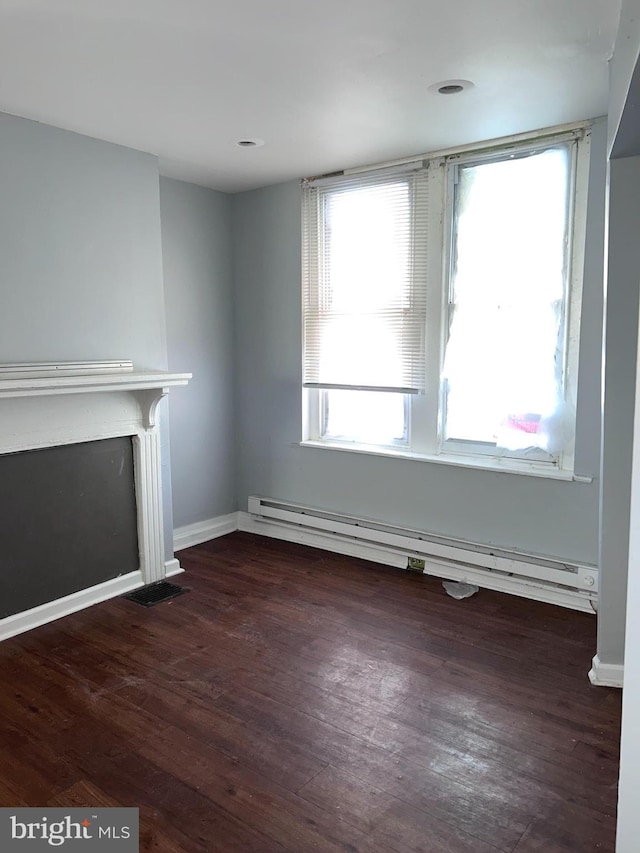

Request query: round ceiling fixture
[
  {"left": 236, "top": 138, "right": 265, "bottom": 148},
  {"left": 439, "top": 83, "right": 464, "bottom": 95},
  {"left": 429, "top": 79, "right": 474, "bottom": 95}
]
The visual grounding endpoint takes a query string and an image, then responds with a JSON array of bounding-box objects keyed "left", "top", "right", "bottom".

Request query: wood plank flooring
[{"left": 0, "top": 531, "right": 621, "bottom": 851}]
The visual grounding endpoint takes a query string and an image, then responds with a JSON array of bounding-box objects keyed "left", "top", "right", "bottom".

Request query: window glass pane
[
  {"left": 318, "top": 182, "right": 412, "bottom": 390},
  {"left": 322, "top": 390, "right": 407, "bottom": 446},
  {"left": 443, "top": 146, "right": 571, "bottom": 454}
]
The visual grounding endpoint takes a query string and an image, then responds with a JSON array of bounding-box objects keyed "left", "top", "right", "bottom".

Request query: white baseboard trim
[
  {"left": 173, "top": 513, "right": 239, "bottom": 551},
  {"left": 588, "top": 654, "right": 624, "bottom": 688},
  {"left": 237, "top": 511, "right": 596, "bottom": 614},
  {"left": 164, "top": 557, "right": 185, "bottom": 578},
  {"left": 0, "top": 570, "right": 145, "bottom": 643}
]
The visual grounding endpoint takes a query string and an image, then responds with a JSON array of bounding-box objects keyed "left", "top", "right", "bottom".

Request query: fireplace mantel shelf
[
  {"left": 0, "top": 369, "right": 191, "bottom": 430},
  {"left": 0, "top": 370, "right": 191, "bottom": 399}
]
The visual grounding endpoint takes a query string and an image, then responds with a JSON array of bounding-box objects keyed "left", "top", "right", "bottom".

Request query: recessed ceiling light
[
  {"left": 429, "top": 79, "right": 475, "bottom": 95},
  {"left": 236, "top": 138, "right": 265, "bottom": 148}
]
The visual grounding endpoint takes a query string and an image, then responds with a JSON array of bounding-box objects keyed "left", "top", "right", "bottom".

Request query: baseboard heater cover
[{"left": 245, "top": 496, "right": 598, "bottom": 612}]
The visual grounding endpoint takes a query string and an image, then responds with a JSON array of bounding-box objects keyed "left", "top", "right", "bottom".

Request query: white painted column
[
  {"left": 616, "top": 266, "right": 640, "bottom": 849},
  {"left": 133, "top": 429, "right": 166, "bottom": 585}
]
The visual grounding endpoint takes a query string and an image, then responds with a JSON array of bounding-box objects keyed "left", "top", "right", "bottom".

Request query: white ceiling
[{"left": 0, "top": 0, "right": 621, "bottom": 193}]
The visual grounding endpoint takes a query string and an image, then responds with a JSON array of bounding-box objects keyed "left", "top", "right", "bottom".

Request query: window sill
[{"left": 299, "top": 440, "right": 593, "bottom": 482}]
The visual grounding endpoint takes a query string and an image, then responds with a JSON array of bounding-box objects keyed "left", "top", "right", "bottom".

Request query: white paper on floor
[{"left": 442, "top": 580, "right": 479, "bottom": 600}]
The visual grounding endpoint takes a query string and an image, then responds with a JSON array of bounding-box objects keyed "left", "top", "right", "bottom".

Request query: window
[{"left": 302, "top": 125, "right": 590, "bottom": 475}]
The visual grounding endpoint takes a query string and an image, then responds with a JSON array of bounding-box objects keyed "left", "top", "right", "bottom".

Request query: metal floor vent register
[{"left": 124, "top": 580, "right": 188, "bottom": 607}]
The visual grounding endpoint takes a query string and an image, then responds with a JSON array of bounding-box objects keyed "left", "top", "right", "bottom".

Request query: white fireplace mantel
[
  {"left": 0, "top": 369, "right": 191, "bottom": 428},
  {"left": 0, "top": 362, "right": 191, "bottom": 641}
]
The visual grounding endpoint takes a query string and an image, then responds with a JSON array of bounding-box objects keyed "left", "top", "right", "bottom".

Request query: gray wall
[
  {"left": 595, "top": 14, "right": 640, "bottom": 668},
  {"left": 231, "top": 120, "right": 607, "bottom": 565},
  {"left": 0, "top": 112, "right": 167, "bottom": 369},
  {"left": 595, "top": 5, "right": 640, "bottom": 668},
  {"left": 598, "top": 157, "right": 640, "bottom": 667},
  {"left": 160, "top": 177, "right": 236, "bottom": 527},
  {"left": 609, "top": 0, "right": 640, "bottom": 157},
  {"left": 607, "top": 12, "right": 640, "bottom": 851},
  {"left": 0, "top": 110, "right": 176, "bottom": 560}
]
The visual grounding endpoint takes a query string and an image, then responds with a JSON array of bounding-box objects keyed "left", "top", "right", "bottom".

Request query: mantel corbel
[{"left": 135, "top": 387, "right": 170, "bottom": 430}]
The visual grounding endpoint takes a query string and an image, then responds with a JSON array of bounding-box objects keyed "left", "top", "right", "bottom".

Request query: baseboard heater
[{"left": 243, "top": 496, "right": 598, "bottom": 613}]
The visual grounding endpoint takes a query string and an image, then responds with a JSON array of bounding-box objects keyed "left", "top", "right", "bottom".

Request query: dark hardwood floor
[{"left": 0, "top": 532, "right": 621, "bottom": 852}]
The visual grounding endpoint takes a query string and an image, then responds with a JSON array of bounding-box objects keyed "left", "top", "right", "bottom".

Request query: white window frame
[
  {"left": 301, "top": 123, "right": 591, "bottom": 479},
  {"left": 318, "top": 389, "right": 411, "bottom": 448}
]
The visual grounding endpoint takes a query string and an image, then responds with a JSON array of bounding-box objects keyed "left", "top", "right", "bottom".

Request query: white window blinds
[{"left": 302, "top": 165, "right": 429, "bottom": 393}]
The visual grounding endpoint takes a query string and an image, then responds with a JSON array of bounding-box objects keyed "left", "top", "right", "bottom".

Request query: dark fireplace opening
[{"left": 0, "top": 436, "right": 139, "bottom": 619}]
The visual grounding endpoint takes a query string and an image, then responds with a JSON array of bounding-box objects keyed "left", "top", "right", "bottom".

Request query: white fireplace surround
[{"left": 0, "top": 360, "right": 191, "bottom": 641}]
